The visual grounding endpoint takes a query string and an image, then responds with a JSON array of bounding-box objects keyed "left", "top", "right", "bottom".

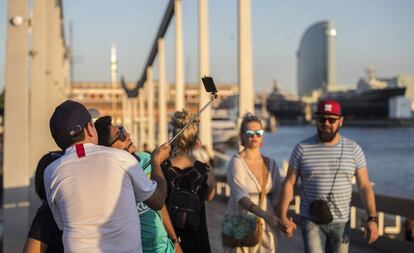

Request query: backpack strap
[
  {"left": 163, "top": 159, "right": 209, "bottom": 193},
  {"left": 188, "top": 161, "right": 208, "bottom": 193},
  {"left": 162, "top": 160, "right": 180, "bottom": 189}
]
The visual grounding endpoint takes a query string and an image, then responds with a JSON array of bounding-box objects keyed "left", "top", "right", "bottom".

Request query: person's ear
[
  {"left": 85, "top": 121, "right": 94, "bottom": 137},
  {"left": 339, "top": 117, "right": 344, "bottom": 127}
]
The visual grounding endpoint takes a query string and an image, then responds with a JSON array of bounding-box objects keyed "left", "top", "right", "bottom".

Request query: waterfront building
[
  {"left": 297, "top": 20, "right": 336, "bottom": 97},
  {"left": 69, "top": 81, "right": 239, "bottom": 123}
]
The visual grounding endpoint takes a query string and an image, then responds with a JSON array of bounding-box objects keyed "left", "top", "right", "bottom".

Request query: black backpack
[{"left": 163, "top": 160, "right": 208, "bottom": 231}]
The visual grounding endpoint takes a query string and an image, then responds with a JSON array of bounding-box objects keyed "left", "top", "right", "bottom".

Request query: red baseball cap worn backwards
[{"left": 316, "top": 100, "right": 342, "bottom": 117}]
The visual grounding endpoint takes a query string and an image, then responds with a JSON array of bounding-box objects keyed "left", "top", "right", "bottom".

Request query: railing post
[
  {"left": 384, "top": 215, "right": 401, "bottom": 235},
  {"left": 378, "top": 211, "right": 385, "bottom": 236},
  {"left": 350, "top": 206, "right": 356, "bottom": 228},
  {"left": 294, "top": 196, "right": 301, "bottom": 214}
]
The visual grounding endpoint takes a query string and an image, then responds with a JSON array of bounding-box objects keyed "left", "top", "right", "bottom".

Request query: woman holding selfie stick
[{"left": 223, "top": 113, "right": 282, "bottom": 253}]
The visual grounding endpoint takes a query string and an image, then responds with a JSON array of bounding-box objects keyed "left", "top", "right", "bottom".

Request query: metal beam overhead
[{"left": 122, "top": 0, "right": 174, "bottom": 97}]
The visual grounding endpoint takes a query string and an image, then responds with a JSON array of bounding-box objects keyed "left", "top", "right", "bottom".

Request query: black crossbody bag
[{"left": 300, "top": 140, "right": 344, "bottom": 225}]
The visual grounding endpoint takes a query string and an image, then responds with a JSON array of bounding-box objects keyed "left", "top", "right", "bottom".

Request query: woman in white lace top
[{"left": 223, "top": 113, "right": 282, "bottom": 253}]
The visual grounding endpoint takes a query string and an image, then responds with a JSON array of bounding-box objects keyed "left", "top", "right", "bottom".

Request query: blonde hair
[{"left": 170, "top": 110, "right": 199, "bottom": 153}]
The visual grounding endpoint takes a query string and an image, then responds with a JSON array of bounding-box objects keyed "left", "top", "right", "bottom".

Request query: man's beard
[{"left": 317, "top": 127, "right": 339, "bottom": 142}]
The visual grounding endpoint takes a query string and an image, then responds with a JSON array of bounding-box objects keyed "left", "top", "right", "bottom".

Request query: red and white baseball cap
[{"left": 316, "top": 99, "right": 342, "bottom": 116}]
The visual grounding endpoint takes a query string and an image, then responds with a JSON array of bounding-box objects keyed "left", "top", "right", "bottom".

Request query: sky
[{"left": 1, "top": 0, "right": 414, "bottom": 94}]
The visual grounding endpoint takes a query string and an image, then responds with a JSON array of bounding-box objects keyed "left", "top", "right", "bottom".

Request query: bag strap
[
  {"left": 299, "top": 138, "right": 344, "bottom": 217},
  {"left": 259, "top": 156, "right": 269, "bottom": 209},
  {"left": 256, "top": 156, "right": 269, "bottom": 230},
  {"left": 300, "top": 138, "right": 343, "bottom": 203},
  {"left": 327, "top": 139, "right": 344, "bottom": 200}
]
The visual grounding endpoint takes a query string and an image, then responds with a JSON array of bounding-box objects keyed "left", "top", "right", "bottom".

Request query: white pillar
[
  {"left": 46, "top": 1, "right": 65, "bottom": 107},
  {"left": 123, "top": 97, "right": 132, "bottom": 135},
  {"left": 146, "top": 67, "right": 155, "bottom": 149},
  {"left": 122, "top": 93, "right": 129, "bottom": 128},
  {"left": 138, "top": 87, "right": 147, "bottom": 150},
  {"left": 131, "top": 98, "right": 139, "bottom": 145},
  {"left": 111, "top": 44, "right": 118, "bottom": 115},
  {"left": 238, "top": 0, "right": 254, "bottom": 118},
  {"left": 158, "top": 38, "right": 168, "bottom": 144},
  {"left": 199, "top": 0, "right": 213, "bottom": 153},
  {"left": 174, "top": 0, "right": 185, "bottom": 111},
  {"left": 54, "top": 3, "right": 67, "bottom": 102},
  {"left": 3, "top": 1, "right": 30, "bottom": 252},
  {"left": 30, "top": 0, "right": 58, "bottom": 220}
]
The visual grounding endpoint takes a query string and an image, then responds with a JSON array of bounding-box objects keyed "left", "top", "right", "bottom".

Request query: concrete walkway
[{"left": 205, "top": 200, "right": 385, "bottom": 253}]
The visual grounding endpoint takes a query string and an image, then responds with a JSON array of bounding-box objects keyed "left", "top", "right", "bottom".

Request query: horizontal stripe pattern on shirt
[{"left": 289, "top": 135, "right": 366, "bottom": 222}]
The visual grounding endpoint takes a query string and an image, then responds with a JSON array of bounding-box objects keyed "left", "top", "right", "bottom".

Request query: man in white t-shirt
[{"left": 44, "top": 100, "right": 170, "bottom": 253}]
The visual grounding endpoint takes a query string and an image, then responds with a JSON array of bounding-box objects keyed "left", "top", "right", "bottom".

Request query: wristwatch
[
  {"left": 367, "top": 216, "right": 378, "bottom": 224},
  {"left": 171, "top": 236, "right": 181, "bottom": 244}
]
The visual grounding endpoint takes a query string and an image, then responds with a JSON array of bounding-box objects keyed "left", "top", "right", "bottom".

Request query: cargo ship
[
  {"left": 266, "top": 85, "right": 306, "bottom": 124},
  {"left": 321, "top": 86, "right": 406, "bottom": 120}
]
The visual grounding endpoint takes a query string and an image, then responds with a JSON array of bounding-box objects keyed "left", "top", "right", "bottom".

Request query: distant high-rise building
[{"left": 297, "top": 21, "right": 336, "bottom": 96}]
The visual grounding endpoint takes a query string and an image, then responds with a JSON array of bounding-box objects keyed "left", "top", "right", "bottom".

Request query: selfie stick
[
  {"left": 142, "top": 89, "right": 218, "bottom": 170},
  {"left": 167, "top": 93, "right": 217, "bottom": 146}
]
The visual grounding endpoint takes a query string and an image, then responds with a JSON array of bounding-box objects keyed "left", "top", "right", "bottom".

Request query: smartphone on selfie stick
[{"left": 142, "top": 76, "right": 218, "bottom": 170}]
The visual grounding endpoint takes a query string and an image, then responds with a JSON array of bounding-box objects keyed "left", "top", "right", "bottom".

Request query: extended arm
[
  {"left": 161, "top": 206, "right": 183, "bottom": 253},
  {"left": 278, "top": 166, "right": 298, "bottom": 237},
  {"left": 205, "top": 166, "right": 216, "bottom": 201},
  {"left": 144, "top": 144, "right": 170, "bottom": 210},
  {"left": 239, "top": 197, "right": 279, "bottom": 226},
  {"left": 356, "top": 167, "right": 379, "bottom": 244},
  {"left": 23, "top": 238, "right": 48, "bottom": 253}
]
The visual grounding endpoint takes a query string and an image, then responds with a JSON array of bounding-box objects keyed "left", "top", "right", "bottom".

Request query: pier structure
[
  {"left": 3, "top": 0, "right": 69, "bottom": 251},
  {"left": 4, "top": 1, "right": 413, "bottom": 253},
  {"left": 2, "top": 0, "right": 255, "bottom": 251},
  {"left": 121, "top": 0, "right": 255, "bottom": 155}
]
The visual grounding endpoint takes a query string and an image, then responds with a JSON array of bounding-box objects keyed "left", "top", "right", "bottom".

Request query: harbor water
[{"left": 220, "top": 126, "right": 414, "bottom": 200}]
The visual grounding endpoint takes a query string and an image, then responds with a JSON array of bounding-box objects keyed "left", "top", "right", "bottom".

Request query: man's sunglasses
[
  {"left": 109, "top": 126, "right": 127, "bottom": 146},
  {"left": 244, "top": 129, "right": 264, "bottom": 137},
  {"left": 318, "top": 116, "right": 340, "bottom": 124}
]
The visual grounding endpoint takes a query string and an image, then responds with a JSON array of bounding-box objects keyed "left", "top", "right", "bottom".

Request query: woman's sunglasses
[
  {"left": 244, "top": 129, "right": 264, "bottom": 137},
  {"left": 318, "top": 116, "right": 339, "bottom": 124},
  {"left": 109, "top": 126, "right": 127, "bottom": 146}
]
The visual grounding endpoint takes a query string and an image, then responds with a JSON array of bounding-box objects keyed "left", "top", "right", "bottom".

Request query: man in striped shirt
[{"left": 279, "top": 100, "right": 379, "bottom": 253}]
